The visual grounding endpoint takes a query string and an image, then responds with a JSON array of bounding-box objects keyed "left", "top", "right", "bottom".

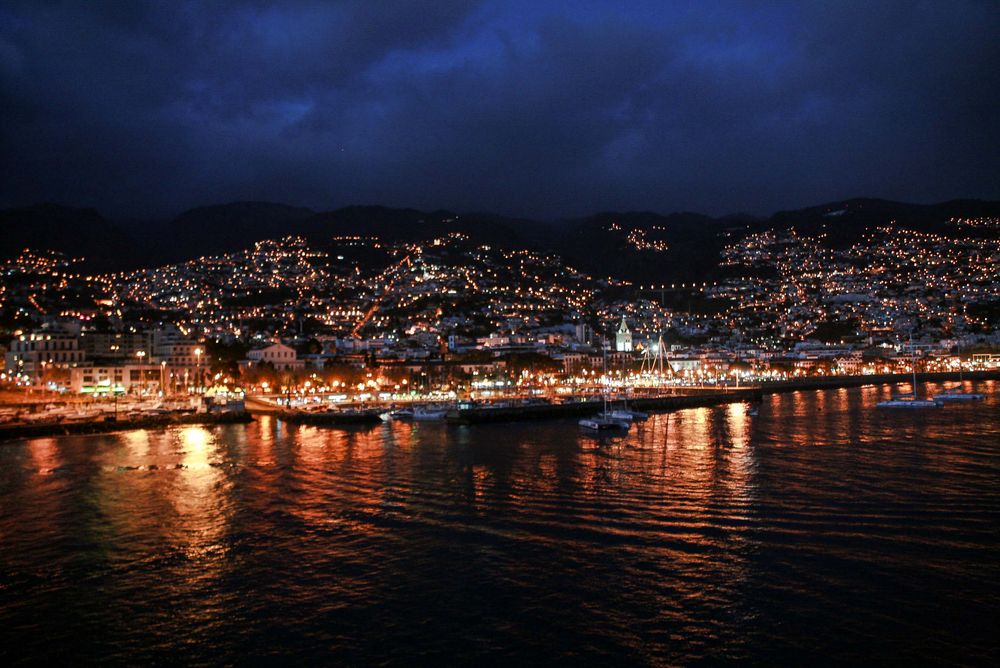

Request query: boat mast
[{"left": 602, "top": 338, "right": 609, "bottom": 415}]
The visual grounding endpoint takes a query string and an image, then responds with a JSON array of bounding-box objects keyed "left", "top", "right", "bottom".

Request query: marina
[
  {"left": 4, "top": 371, "right": 994, "bottom": 442},
  {"left": 251, "top": 370, "right": 998, "bottom": 427}
]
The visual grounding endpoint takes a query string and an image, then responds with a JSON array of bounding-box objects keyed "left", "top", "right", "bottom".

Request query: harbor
[
  {"left": 246, "top": 370, "right": 1000, "bottom": 427},
  {"left": 0, "top": 395, "right": 251, "bottom": 441},
  {"left": 2, "top": 370, "right": 995, "bottom": 441},
  {"left": 0, "top": 408, "right": 252, "bottom": 440}
]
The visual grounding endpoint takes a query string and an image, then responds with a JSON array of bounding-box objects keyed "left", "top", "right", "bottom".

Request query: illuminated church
[{"left": 615, "top": 316, "right": 632, "bottom": 352}]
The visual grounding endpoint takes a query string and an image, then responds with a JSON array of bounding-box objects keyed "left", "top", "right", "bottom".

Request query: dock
[
  {"left": 0, "top": 410, "right": 253, "bottom": 441},
  {"left": 445, "top": 389, "right": 761, "bottom": 424}
]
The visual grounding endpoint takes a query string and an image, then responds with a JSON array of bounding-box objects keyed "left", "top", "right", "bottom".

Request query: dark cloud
[{"left": 1, "top": 0, "right": 997, "bottom": 219}]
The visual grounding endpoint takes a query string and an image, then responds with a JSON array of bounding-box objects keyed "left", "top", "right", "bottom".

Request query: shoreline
[
  {"left": 0, "top": 411, "right": 253, "bottom": 442},
  {"left": 753, "top": 369, "right": 1000, "bottom": 394},
  {"left": 1, "top": 370, "right": 997, "bottom": 438},
  {"left": 447, "top": 370, "right": 1000, "bottom": 424}
]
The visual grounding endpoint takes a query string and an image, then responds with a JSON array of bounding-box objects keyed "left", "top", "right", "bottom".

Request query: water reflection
[{"left": 1, "top": 382, "right": 998, "bottom": 664}]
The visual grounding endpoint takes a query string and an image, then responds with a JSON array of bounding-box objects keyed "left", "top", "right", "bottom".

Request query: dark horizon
[
  {"left": 2, "top": 1, "right": 998, "bottom": 220},
  {"left": 8, "top": 194, "right": 1000, "bottom": 228}
]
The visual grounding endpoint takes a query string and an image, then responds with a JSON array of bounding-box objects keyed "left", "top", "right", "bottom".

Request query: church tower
[{"left": 615, "top": 316, "right": 632, "bottom": 352}]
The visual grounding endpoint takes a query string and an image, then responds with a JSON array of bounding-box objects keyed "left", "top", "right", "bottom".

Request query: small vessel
[
  {"left": 607, "top": 394, "right": 648, "bottom": 421},
  {"left": 579, "top": 415, "right": 631, "bottom": 431},
  {"left": 412, "top": 406, "right": 447, "bottom": 421},
  {"left": 608, "top": 408, "right": 648, "bottom": 422},
  {"left": 932, "top": 390, "right": 985, "bottom": 402},
  {"left": 746, "top": 405, "right": 760, "bottom": 417},
  {"left": 877, "top": 334, "right": 941, "bottom": 409},
  {"left": 388, "top": 407, "right": 414, "bottom": 419},
  {"left": 932, "top": 353, "right": 985, "bottom": 401},
  {"left": 579, "top": 340, "right": 631, "bottom": 432},
  {"left": 876, "top": 397, "right": 942, "bottom": 408}
]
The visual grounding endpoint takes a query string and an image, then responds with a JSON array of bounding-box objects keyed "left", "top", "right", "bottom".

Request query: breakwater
[
  {"left": 439, "top": 371, "right": 1000, "bottom": 425},
  {"left": 275, "top": 409, "right": 383, "bottom": 426},
  {"left": 0, "top": 410, "right": 253, "bottom": 441},
  {"left": 447, "top": 390, "right": 761, "bottom": 424},
  {"left": 758, "top": 369, "right": 999, "bottom": 393},
  {"left": 244, "top": 370, "right": 1000, "bottom": 428}
]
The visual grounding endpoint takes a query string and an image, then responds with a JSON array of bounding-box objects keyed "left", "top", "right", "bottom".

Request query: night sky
[{"left": 1, "top": 1, "right": 997, "bottom": 219}]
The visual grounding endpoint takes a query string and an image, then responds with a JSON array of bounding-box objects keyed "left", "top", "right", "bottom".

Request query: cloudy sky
[{"left": 1, "top": 1, "right": 997, "bottom": 219}]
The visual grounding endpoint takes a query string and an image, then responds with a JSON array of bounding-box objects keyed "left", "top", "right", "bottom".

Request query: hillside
[
  {"left": 2, "top": 198, "right": 997, "bottom": 279},
  {"left": 0, "top": 204, "right": 143, "bottom": 271}
]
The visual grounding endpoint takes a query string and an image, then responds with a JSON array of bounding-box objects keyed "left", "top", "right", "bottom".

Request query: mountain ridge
[{"left": 2, "top": 198, "right": 997, "bottom": 280}]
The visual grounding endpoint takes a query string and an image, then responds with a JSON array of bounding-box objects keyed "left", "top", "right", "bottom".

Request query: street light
[
  {"left": 194, "top": 347, "right": 203, "bottom": 393},
  {"left": 136, "top": 350, "right": 146, "bottom": 396}
]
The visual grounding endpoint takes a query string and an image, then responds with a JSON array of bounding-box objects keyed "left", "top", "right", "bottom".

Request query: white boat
[
  {"left": 579, "top": 415, "right": 631, "bottom": 431},
  {"left": 932, "top": 390, "right": 985, "bottom": 402},
  {"left": 932, "top": 346, "right": 985, "bottom": 401},
  {"left": 388, "top": 407, "right": 414, "bottom": 419},
  {"left": 877, "top": 397, "right": 942, "bottom": 408},
  {"left": 877, "top": 334, "right": 941, "bottom": 409},
  {"left": 412, "top": 406, "right": 447, "bottom": 421},
  {"left": 608, "top": 408, "right": 648, "bottom": 422},
  {"left": 579, "top": 339, "right": 631, "bottom": 432}
]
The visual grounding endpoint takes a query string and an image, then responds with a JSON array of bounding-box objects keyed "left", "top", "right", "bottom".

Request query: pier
[
  {"left": 253, "top": 370, "right": 999, "bottom": 427},
  {"left": 0, "top": 410, "right": 252, "bottom": 441}
]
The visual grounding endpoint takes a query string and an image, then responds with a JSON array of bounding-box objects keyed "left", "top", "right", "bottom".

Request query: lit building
[
  {"left": 69, "top": 363, "right": 162, "bottom": 395},
  {"left": 5, "top": 331, "right": 86, "bottom": 386},
  {"left": 241, "top": 342, "right": 304, "bottom": 372},
  {"left": 615, "top": 317, "right": 632, "bottom": 352}
]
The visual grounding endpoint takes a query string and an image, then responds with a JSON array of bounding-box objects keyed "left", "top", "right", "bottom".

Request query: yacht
[
  {"left": 579, "top": 415, "right": 631, "bottom": 431},
  {"left": 932, "top": 353, "right": 985, "bottom": 401},
  {"left": 877, "top": 335, "right": 942, "bottom": 409},
  {"left": 412, "top": 406, "right": 448, "bottom": 421},
  {"left": 876, "top": 396, "right": 942, "bottom": 408},
  {"left": 932, "top": 389, "right": 985, "bottom": 401},
  {"left": 579, "top": 340, "right": 631, "bottom": 432},
  {"left": 608, "top": 407, "right": 648, "bottom": 422}
]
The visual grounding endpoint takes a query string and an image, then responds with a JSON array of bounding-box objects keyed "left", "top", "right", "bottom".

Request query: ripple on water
[{"left": 1, "top": 384, "right": 999, "bottom": 664}]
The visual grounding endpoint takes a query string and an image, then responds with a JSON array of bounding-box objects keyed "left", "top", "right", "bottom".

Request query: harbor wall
[{"left": 0, "top": 411, "right": 252, "bottom": 442}]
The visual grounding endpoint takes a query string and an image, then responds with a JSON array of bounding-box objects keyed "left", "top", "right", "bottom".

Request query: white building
[
  {"left": 241, "top": 342, "right": 303, "bottom": 372},
  {"left": 615, "top": 317, "right": 632, "bottom": 352},
  {"left": 5, "top": 331, "right": 86, "bottom": 386},
  {"left": 69, "top": 363, "right": 162, "bottom": 395}
]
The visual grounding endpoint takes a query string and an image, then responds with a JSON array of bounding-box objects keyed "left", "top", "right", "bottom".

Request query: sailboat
[
  {"left": 579, "top": 340, "right": 631, "bottom": 431},
  {"left": 877, "top": 334, "right": 941, "bottom": 408},
  {"left": 932, "top": 346, "right": 985, "bottom": 401},
  {"left": 608, "top": 396, "right": 648, "bottom": 422}
]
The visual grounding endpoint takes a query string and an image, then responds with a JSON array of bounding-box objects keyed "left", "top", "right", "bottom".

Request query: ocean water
[{"left": 1, "top": 381, "right": 998, "bottom": 665}]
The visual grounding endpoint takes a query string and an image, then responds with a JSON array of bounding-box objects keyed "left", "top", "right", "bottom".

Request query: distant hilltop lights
[{"left": 0, "top": 205, "right": 998, "bottom": 399}]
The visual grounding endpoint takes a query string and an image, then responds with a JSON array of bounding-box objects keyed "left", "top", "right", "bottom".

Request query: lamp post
[
  {"left": 194, "top": 347, "right": 203, "bottom": 394},
  {"left": 136, "top": 350, "right": 146, "bottom": 396}
]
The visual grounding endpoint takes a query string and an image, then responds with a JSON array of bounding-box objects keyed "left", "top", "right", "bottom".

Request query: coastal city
[
  {"left": 2, "top": 211, "right": 998, "bottom": 430},
  {"left": 3, "top": 3, "right": 1000, "bottom": 665}
]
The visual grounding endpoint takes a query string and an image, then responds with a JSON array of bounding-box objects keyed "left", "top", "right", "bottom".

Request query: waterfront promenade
[
  {"left": 2, "top": 370, "right": 996, "bottom": 440},
  {"left": 251, "top": 370, "right": 1000, "bottom": 427}
]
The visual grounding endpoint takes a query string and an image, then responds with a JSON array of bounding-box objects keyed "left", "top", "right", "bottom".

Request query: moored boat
[
  {"left": 578, "top": 415, "right": 631, "bottom": 431},
  {"left": 412, "top": 406, "right": 448, "bottom": 421},
  {"left": 877, "top": 334, "right": 942, "bottom": 409},
  {"left": 876, "top": 397, "right": 942, "bottom": 408},
  {"left": 931, "top": 390, "right": 985, "bottom": 401},
  {"left": 579, "top": 340, "right": 632, "bottom": 432},
  {"left": 608, "top": 408, "right": 648, "bottom": 422}
]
